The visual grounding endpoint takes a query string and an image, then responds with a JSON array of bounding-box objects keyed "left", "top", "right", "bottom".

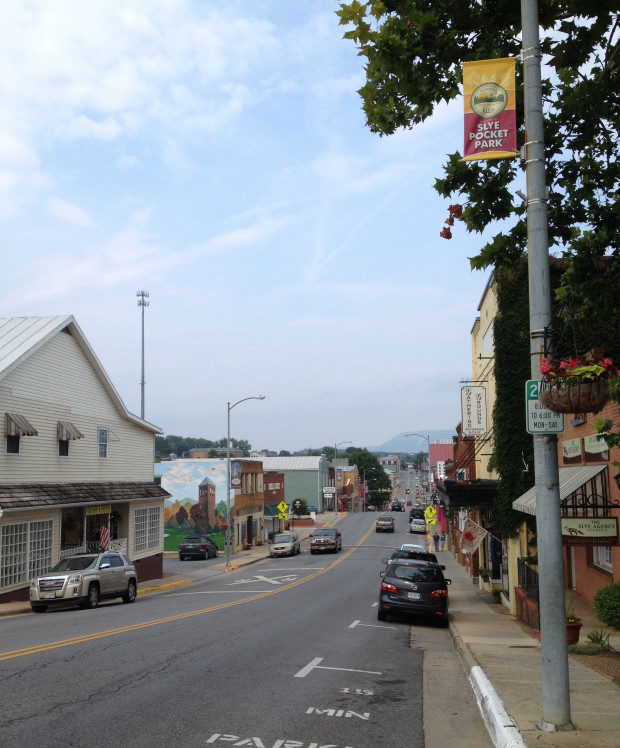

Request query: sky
[{"left": 1, "top": 1, "right": 501, "bottom": 454}]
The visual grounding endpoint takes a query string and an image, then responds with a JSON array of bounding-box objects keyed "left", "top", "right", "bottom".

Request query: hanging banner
[
  {"left": 463, "top": 57, "right": 517, "bottom": 161},
  {"left": 460, "top": 518, "right": 488, "bottom": 553}
]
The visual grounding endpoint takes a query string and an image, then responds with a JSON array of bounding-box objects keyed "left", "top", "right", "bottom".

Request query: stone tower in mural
[{"left": 191, "top": 476, "right": 216, "bottom": 532}]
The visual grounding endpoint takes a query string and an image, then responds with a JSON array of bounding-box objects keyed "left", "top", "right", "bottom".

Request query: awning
[
  {"left": 511, "top": 465, "right": 607, "bottom": 516},
  {"left": 57, "top": 420, "right": 84, "bottom": 440},
  {"left": 436, "top": 479, "right": 498, "bottom": 508},
  {"left": 5, "top": 412, "right": 38, "bottom": 437}
]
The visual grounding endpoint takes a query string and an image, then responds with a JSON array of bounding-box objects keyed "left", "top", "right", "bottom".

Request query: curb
[{"left": 449, "top": 620, "right": 527, "bottom": 748}]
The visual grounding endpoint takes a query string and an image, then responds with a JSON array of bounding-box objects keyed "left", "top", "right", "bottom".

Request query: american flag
[{"left": 99, "top": 525, "right": 110, "bottom": 550}]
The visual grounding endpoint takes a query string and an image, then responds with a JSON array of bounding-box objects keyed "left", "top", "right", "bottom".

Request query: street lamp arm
[{"left": 229, "top": 395, "right": 266, "bottom": 412}]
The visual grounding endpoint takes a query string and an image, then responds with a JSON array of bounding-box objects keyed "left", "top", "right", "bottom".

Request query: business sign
[
  {"left": 86, "top": 505, "right": 111, "bottom": 516},
  {"left": 463, "top": 57, "right": 517, "bottom": 161},
  {"left": 461, "top": 386, "right": 488, "bottom": 436},
  {"left": 526, "top": 380, "right": 565, "bottom": 434},
  {"left": 562, "top": 517, "right": 618, "bottom": 546}
]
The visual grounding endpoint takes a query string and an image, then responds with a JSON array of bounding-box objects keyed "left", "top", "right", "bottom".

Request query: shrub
[{"left": 594, "top": 582, "right": 620, "bottom": 630}]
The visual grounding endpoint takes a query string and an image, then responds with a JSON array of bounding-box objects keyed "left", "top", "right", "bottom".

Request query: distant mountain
[{"left": 367, "top": 430, "right": 456, "bottom": 454}]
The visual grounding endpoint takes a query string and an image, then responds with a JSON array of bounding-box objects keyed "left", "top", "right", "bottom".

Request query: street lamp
[
  {"left": 404, "top": 432, "right": 431, "bottom": 499},
  {"left": 226, "top": 395, "right": 266, "bottom": 567},
  {"left": 333, "top": 441, "right": 351, "bottom": 512}
]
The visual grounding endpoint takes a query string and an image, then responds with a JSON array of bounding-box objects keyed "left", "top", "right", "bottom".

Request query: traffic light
[
  {"left": 416, "top": 489, "right": 419, "bottom": 496},
  {"left": 405, "top": 488, "right": 410, "bottom": 494},
  {"left": 393, "top": 488, "right": 398, "bottom": 494}
]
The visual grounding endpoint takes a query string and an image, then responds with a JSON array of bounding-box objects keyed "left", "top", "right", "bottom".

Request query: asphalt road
[{"left": 0, "top": 512, "right": 490, "bottom": 748}]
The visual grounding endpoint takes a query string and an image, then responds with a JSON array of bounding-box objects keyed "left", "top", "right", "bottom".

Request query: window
[
  {"left": 6, "top": 434, "right": 19, "bottom": 454},
  {"left": 134, "top": 507, "right": 161, "bottom": 552},
  {"left": 98, "top": 427, "right": 108, "bottom": 459},
  {"left": 1, "top": 520, "right": 53, "bottom": 588},
  {"left": 593, "top": 546, "right": 613, "bottom": 573},
  {"left": 58, "top": 439, "right": 69, "bottom": 457}
]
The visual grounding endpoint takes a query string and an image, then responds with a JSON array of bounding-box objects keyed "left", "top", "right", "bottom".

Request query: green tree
[
  {"left": 292, "top": 498, "right": 309, "bottom": 517},
  {"left": 346, "top": 448, "right": 391, "bottom": 507},
  {"left": 337, "top": 2, "right": 620, "bottom": 310}
]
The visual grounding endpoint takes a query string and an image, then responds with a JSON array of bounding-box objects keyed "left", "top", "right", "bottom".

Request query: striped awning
[
  {"left": 5, "top": 412, "right": 38, "bottom": 437},
  {"left": 57, "top": 420, "right": 84, "bottom": 440},
  {"left": 512, "top": 464, "right": 607, "bottom": 516}
]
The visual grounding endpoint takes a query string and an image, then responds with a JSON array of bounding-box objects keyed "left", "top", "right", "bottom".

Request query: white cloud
[{"left": 47, "top": 197, "right": 97, "bottom": 228}]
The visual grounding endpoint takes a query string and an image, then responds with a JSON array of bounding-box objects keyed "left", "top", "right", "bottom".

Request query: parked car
[
  {"left": 29, "top": 551, "right": 138, "bottom": 612},
  {"left": 269, "top": 532, "right": 301, "bottom": 557},
  {"left": 310, "top": 527, "right": 342, "bottom": 554},
  {"left": 179, "top": 535, "right": 219, "bottom": 560},
  {"left": 400, "top": 543, "right": 425, "bottom": 553},
  {"left": 382, "top": 549, "right": 442, "bottom": 569},
  {"left": 410, "top": 518, "right": 427, "bottom": 534},
  {"left": 378, "top": 559, "right": 451, "bottom": 625},
  {"left": 307, "top": 505, "right": 317, "bottom": 514},
  {"left": 376, "top": 515, "right": 395, "bottom": 533}
]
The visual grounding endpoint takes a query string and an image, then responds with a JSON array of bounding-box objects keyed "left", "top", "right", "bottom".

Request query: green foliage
[
  {"left": 586, "top": 630, "right": 615, "bottom": 651},
  {"left": 491, "top": 262, "right": 535, "bottom": 537},
  {"left": 346, "top": 448, "right": 391, "bottom": 507},
  {"left": 337, "top": 1, "right": 620, "bottom": 317},
  {"left": 155, "top": 435, "right": 252, "bottom": 460},
  {"left": 594, "top": 582, "right": 620, "bottom": 630},
  {"left": 292, "top": 498, "right": 309, "bottom": 517}
]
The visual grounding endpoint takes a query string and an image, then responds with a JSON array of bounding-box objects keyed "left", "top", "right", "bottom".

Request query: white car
[
  {"left": 410, "top": 518, "right": 427, "bottom": 534},
  {"left": 400, "top": 543, "right": 425, "bottom": 553}
]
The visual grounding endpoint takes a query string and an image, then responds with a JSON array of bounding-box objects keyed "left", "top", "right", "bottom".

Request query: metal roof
[
  {"left": 246, "top": 455, "right": 327, "bottom": 471},
  {"left": 0, "top": 316, "right": 162, "bottom": 433},
  {"left": 511, "top": 465, "right": 607, "bottom": 516},
  {"left": 0, "top": 482, "right": 170, "bottom": 511}
]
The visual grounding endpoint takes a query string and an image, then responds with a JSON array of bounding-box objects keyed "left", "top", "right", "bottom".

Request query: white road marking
[
  {"left": 228, "top": 575, "right": 297, "bottom": 586},
  {"left": 295, "top": 657, "right": 381, "bottom": 678}
]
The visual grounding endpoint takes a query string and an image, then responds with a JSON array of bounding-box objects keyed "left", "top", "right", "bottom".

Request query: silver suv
[{"left": 30, "top": 551, "right": 138, "bottom": 613}]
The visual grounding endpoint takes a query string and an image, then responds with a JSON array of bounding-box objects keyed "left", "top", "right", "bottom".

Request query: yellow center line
[{"left": 0, "top": 523, "right": 376, "bottom": 662}]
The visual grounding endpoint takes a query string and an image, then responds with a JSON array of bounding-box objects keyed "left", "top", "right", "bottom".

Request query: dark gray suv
[{"left": 30, "top": 552, "right": 138, "bottom": 612}]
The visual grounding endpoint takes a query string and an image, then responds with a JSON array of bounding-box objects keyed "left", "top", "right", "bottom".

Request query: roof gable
[{"left": 0, "top": 315, "right": 161, "bottom": 434}]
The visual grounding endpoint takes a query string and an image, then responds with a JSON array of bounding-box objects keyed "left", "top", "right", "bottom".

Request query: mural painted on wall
[{"left": 155, "top": 459, "right": 233, "bottom": 538}]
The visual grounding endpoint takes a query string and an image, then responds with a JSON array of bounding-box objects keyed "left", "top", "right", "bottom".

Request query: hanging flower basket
[
  {"left": 540, "top": 378, "right": 610, "bottom": 414},
  {"left": 539, "top": 349, "right": 616, "bottom": 414}
]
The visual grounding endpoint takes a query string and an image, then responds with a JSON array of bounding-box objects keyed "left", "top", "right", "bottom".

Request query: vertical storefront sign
[
  {"left": 461, "top": 386, "right": 487, "bottom": 436},
  {"left": 463, "top": 58, "right": 517, "bottom": 161}
]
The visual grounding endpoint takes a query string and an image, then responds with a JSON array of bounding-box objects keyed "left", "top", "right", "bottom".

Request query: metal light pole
[
  {"left": 404, "top": 433, "right": 431, "bottom": 499},
  {"left": 226, "top": 395, "right": 265, "bottom": 568},
  {"left": 521, "top": 0, "right": 572, "bottom": 731},
  {"left": 136, "top": 290, "right": 149, "bottom": 419},
  {"left": 333, "top": 440, "right": 351, "bottom": 512}
]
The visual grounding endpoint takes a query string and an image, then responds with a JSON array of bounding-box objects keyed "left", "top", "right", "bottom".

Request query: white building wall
[{"left": 0, "top": 328, "right": 155, "bottom": 483}]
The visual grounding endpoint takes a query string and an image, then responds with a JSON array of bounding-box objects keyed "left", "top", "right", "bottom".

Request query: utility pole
[
  {"left": 521, "top": 0, "right": 572, "bottom": 731},
  {"left": 136, "top": 290, "right": 149, "bottom": 420}
]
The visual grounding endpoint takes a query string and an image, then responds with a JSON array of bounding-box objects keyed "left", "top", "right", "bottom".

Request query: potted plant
[
  {"left": 479, "top": 567, "right": 490, "bottom": 582},
  {"left": 539, "top": 349, "right": 617, "bottom": 414},
  {"left": 566, "top": 600, "right": 582, "bottom": 645}
]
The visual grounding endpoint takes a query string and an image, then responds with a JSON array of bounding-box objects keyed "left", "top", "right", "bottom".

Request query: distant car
[
  {"left": 400, "top": 543, "right": 425, "bottom": 553},
  {"left": 376, "top": 515, "right": 395, "bottom": 533},
  {"left": 310, "top": 527, "right": 342, "bottom": 554},
  {"left": 270, "top": 532, "right": 301, "bottom": 557},
  {"left": 382, "top": 549, "right": 441, "bottom": 568},
  {"left": 410, "top": 518, "right": 427, "bottom": 534},
  {"left": 307, "top": 506, "right": 317, "bottom": 514},
  {"left": 391, "top": 502, "right": 404, "bottom": 512},
  {"left": 179, "top": 535, "right": 219, "bottom": 560},
  {"left": 29, "top": 551, "right": 138, "bottom": 612},
  {"left": 378, "top": 559, "right": 451, "bottom": 625}
]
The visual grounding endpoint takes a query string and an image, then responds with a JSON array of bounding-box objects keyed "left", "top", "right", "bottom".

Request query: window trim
[{"left": 98, "top": 427, "right": 109, "bottom": 459}]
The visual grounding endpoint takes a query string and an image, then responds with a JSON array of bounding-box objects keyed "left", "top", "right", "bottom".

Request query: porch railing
[{"left": 517, "top": 558, "right": 539, "bottom": 604}]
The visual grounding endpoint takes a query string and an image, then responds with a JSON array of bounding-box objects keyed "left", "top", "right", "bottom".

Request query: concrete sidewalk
[
  {"left": 2, "top": 522, "right": 619, "bottom": 747},
  {"left": 442, "top": 551, "right": 620, "bottom": 747}
]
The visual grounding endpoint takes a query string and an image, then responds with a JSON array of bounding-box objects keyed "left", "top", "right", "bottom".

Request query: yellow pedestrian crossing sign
[
  {"left": 425, "top": 506, "right": 437, "bottom": 520},
  {"left": 277, "top": 501, "right": 289, "bottom": 513}
]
